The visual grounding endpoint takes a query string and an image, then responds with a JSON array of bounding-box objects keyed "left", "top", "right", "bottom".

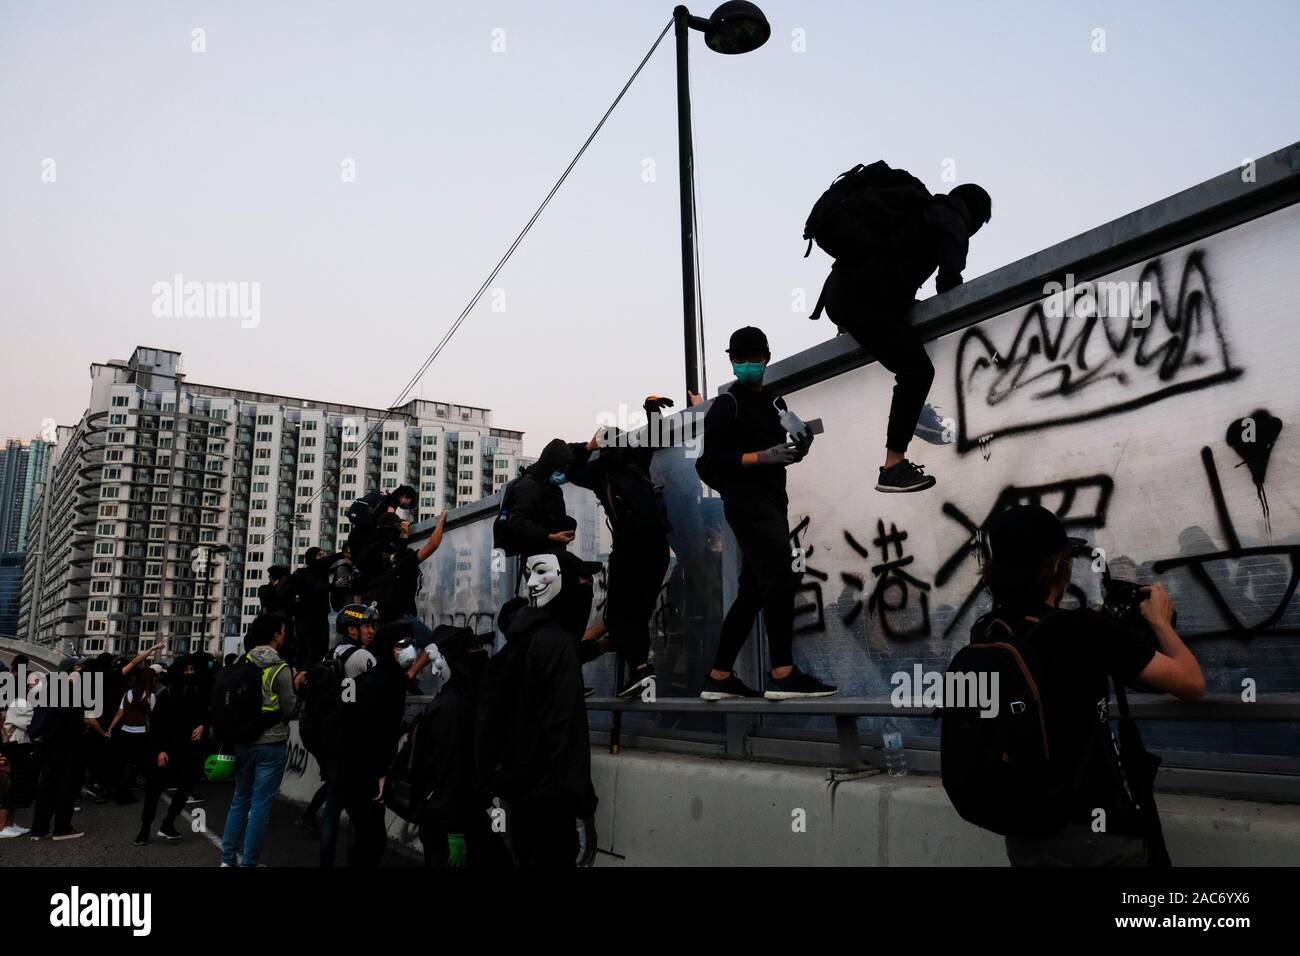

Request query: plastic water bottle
[{"left": 882, "top": 718, "right": 907, "bottom": 776}]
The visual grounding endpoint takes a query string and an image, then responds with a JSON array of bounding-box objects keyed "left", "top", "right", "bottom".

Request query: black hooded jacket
[
  {"left": 153, "top": 660, "right": 210, "bottom": 757},
  {"left": 834, "top": 192, "right": 977, "bottom": 295},
  {"left": 476, "top": 605, "right": 596, "bottom": 818},
  {"left": 506, "top": 439, "right": 581, "bottom": 557}
]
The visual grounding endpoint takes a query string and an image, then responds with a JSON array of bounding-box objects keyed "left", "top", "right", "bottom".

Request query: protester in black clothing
[
  {"left": 979, "top": 505, "right": 1205, "bottom": 867},
  {"left": 695, "top": 326, "right": 837, "bottom": 701},
  {"left": 479, "top": 579, "right": 598, "bottom": 868},
  {"left": 257, "top": 566, "right": 295, "bottom": 654},
  {"left": 567, "top": 393, "right": 701, "bottom": 697},
  {"left": 364, "top": 509, "right": 446, "bottom": 663},
  {"left": 820, "top": 182, "right": 991, "bottom": 493},
  {"left": 328, "top": 545, "right": 357, "bottom": 613},
  {"left": 135, "top": 655, "right": 209, "bottom": 845},
  {"left": 412, "top": 626, "right": 506, "bottom": 868},
  {"left": 338, "top": 625, "right": 410, "bottom": 867},
  {"left": 29, "top": 660, "right": 90, "bottom": 842},
  {"left": 287, "top": 547, "right": 334, "bottom": 669}
]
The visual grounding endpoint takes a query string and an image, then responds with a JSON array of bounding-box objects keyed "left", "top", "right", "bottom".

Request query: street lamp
[
  {"left": 673, "top": 2, "right": 769, "bottom": 404},
  {"left": 193, "top": 544, "right": 232, "bottom": 655}
]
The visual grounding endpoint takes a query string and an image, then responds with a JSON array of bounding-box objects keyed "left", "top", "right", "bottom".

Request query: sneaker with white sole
[
  {"left": 764, "top": 667, "right": 838, "bottom": 700},
  {"left": 876, "top": 459, "right": 936, "bottom": 493},
  {"left": 699, "top": 673, "right": 762, "bottom": 700},
  {"left": 0, "top": 825, "right": 29, "bottom": 839},
  {"left": 52, "top": 830, "right": 86, "bottom": 841}
]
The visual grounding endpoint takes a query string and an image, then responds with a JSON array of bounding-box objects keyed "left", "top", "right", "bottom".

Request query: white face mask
[
  {"left": 525, "top": 554, "right": 562, "bottom": 608},
  {"left": 396, "top": 643, "right": 418, "bottom": 668}
]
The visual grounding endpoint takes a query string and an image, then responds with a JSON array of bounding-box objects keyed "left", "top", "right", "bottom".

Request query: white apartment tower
[{"left": 19, "top": 347, "right": 530, "bottom": 657}]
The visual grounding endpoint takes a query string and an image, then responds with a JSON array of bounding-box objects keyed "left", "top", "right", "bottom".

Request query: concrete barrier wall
[
  {"left": 591, "top": 749, "right": 1300, "bottom": 867},
  {"left": 773, "top": 203, "right": 1300, "bottom": 760}
]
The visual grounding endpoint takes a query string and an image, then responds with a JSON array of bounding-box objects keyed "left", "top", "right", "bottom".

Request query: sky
[{"left": 2, "top": 0, "right": 1298, "bottom": 456}]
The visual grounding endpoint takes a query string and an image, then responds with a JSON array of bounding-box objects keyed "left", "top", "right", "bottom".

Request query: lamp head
[{"left": 702, "top": 1, "right": 770, "bottom": 54}]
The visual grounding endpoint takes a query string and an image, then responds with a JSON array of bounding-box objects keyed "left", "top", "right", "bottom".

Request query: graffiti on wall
[{"left": 954, "top": 250, "right": 1241, "bottom": 454}]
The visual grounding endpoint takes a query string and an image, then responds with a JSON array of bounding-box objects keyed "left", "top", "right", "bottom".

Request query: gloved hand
[
  {"left": 755, "top": 443, "right": 804, "bottom": 466},
  {"left": 936, "top": 272, "right": 963, "bottom": 294},
  {"left": 447, "top": 832, "right": 467, "bottom": 867},
  {"left": 644, "top": 395, "right": 675, "bottom": 415},
  {"left": 576, "top": 817, "right": 597, "bottom": 867}
]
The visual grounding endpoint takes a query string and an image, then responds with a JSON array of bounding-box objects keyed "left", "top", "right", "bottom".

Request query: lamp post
[
  {"left": 672, "top": 2, "right": 769, "bottom": 404},
  {"left": 193, "top": 544, "right": 231, "bottom": 655}
]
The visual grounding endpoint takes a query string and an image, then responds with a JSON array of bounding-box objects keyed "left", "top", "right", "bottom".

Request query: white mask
[{"left": 524, "top": 553, "right": 562, "bottom": 608}]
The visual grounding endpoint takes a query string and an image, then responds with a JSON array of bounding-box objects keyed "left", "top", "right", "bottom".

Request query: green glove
[{"left": 447, "top": 832, "right": 467, "bottom": 868}]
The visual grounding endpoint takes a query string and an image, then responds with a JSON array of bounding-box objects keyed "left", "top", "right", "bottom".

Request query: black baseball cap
[
  {"left": 986, "top": 505, "right": 1086, "bottom": 566},
  {"left": 726, "top": 326, "right": 769, "bottom": 356}
]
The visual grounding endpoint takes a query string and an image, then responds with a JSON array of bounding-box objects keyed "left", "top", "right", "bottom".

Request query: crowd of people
[{"left": 0, "top": 172, "right": 1205, "bottom": 869}]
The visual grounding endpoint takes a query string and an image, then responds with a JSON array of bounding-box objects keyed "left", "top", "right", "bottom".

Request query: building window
[{"left": 112, "top": 395, "right": 130, "bottom": 407}]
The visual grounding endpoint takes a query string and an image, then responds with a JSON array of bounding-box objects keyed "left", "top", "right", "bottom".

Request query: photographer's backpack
[
  {"left": 211, "top": 655, "right": 282, "bottom": 745},
  {"left": 802, "top": 160, "right": 931, "bottom": 261},
  {"left": 940, "top": 611, "right": 1074, "bottom": 836}
]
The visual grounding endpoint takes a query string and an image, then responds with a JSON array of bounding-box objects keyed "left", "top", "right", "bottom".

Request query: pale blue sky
[{"left": 2, "top": 0, "right": 1297, "bottom": 454}]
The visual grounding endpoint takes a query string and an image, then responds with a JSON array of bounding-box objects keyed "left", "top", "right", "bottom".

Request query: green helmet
[{"left": 204, "top": 753, "right": 236, "bottom": 782}]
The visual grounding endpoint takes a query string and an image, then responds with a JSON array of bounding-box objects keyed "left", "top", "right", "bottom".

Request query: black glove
[
  {"left": 935, "top": 272, "right": 963, "bottom": 294},
  {"left": 577, "top": 817, "right": 597, "bottom": 867},
  {"left": 644, "top": 395, "right": 675, "bottom": 415}
]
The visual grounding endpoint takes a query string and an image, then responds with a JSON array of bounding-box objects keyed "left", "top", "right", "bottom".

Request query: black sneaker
[
  {"left": 699, "top": 673, "right": 762, "bottom": 700},
  {"left": 157, "top": 823, "right": 182, "bottom": 842},
  {"left": 133, "top": 827, "right": 149, "bottom": 846},
  {"left": 617, "top": 664, "right": 656, "bottom": 699},
  {"left": 583, "top": 687, "right": 596, "bottom": 698},
  {"left": 876, "top": 459, "right": 936, "bottom": 493},
  {"left": 764, "top": 667, "right": 838, "bottom": 700}
]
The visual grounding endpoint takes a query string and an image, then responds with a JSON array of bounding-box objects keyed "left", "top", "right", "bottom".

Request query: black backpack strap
[{"left": 810, "top": 273, "right": 832, "bottom": 320}]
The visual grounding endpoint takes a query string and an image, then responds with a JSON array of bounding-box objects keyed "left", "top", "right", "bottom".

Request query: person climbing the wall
[
  {"left": 695, "top": 326, "right": 838, "bottom": 700},
  {"left": 803, "top": 161, "right": 992, "bottom": 493}
]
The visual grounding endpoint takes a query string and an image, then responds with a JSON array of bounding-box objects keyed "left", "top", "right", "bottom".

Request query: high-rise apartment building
[{"left": 19, "top": 346, "right": 532, "bottom": 656}]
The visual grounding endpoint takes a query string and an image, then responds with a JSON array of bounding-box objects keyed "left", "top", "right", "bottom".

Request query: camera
[{"left": 1100, "top": 576, "right": 1174, "bottom": 654}]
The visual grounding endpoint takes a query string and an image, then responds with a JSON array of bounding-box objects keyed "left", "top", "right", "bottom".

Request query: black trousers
[
  {"left": 293, "top": 619, "right": 329, "bottom": 670},
  {"left": 605, "top": 534, "right": 670, "bottom": 669},
  {"left": 32, "top": 746, "right": 84, "bottom": 836},
  {"left": 141, "top": 743, "right": 204, "bottom": 831},
  {"left": 822, "top": 261, "right": 935, "bottom": 454},
  {"left": 713, "top": 494, "right": 797, "bottom": 673},
  {"left": 342, "top": 774, "right": 388, "bottom": 867},
  {"left": 510, "top": 797, "right": 577, "bottom": 868}
]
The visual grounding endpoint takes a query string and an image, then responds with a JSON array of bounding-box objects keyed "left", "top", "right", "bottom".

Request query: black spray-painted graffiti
[
  {"left": 1152, "top": 447, "right": 1300, "bottom": 640},
  {"left": 935, "top": 475, "right": 1113, "bottom": 636},
  {"left": 286, "top": 739, "right": 310, "bottom": 778},
  {"left": 1225, "top": 409, "right": 1283, "bottom": 536},
  {"left": 954, "top": 250, "right": 1240, "bottom": 454},
  {"left": 789, "top": 515, "right": 827, "bottom": 636},
  {"left": 841, "top": 519, "right": 932, "bottom": 640}
]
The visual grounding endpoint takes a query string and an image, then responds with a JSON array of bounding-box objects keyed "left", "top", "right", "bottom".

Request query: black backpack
[
  {"left": 299, "top": 646, "right": 360, "bottom": 757},
  {"left": 491, "top": 476, "right": 525, "bottom": 557},
  {"left": 211, "top": 655, "right": 283, "bottom": 745},
  {"left": 802, "top": 160, "right": 931, "bottom": 261},
  {"left": 600, "top": 456, "right": 669, "bottom": 537},
  {"left": 940, "top": 611, "right": 1075, "bottom": 837}
]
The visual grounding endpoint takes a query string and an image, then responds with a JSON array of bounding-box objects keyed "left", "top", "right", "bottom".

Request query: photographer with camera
[{"left": 958, "top": 505, "right": 1204, "bottom": 867}]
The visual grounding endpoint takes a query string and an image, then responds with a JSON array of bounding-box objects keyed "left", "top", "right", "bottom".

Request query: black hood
[
  {"left": 526, "top": 439, "right": 574, "bottom": 480},
  {"left": 504, "top": 605, "right": 555, "bottom": 643}
]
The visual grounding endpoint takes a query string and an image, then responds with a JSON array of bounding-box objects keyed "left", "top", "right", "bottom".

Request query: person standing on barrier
[
  {"left": 695, "top": 326, "right": 838, "bottom": 701},
  {"left": 567, "top": 393, "right": 701, "bottom": 698}
]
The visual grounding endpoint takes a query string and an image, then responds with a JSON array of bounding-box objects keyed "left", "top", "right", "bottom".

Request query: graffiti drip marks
[
  {"left": 1152, "top": 447, "right": 1300, "bottom": 640},
  {"left": 955, "top": 250, "right": 1241, "bottom": 453},
  {"left": 1226, "top": 409, "right": 1283, "bottom": 536}
]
